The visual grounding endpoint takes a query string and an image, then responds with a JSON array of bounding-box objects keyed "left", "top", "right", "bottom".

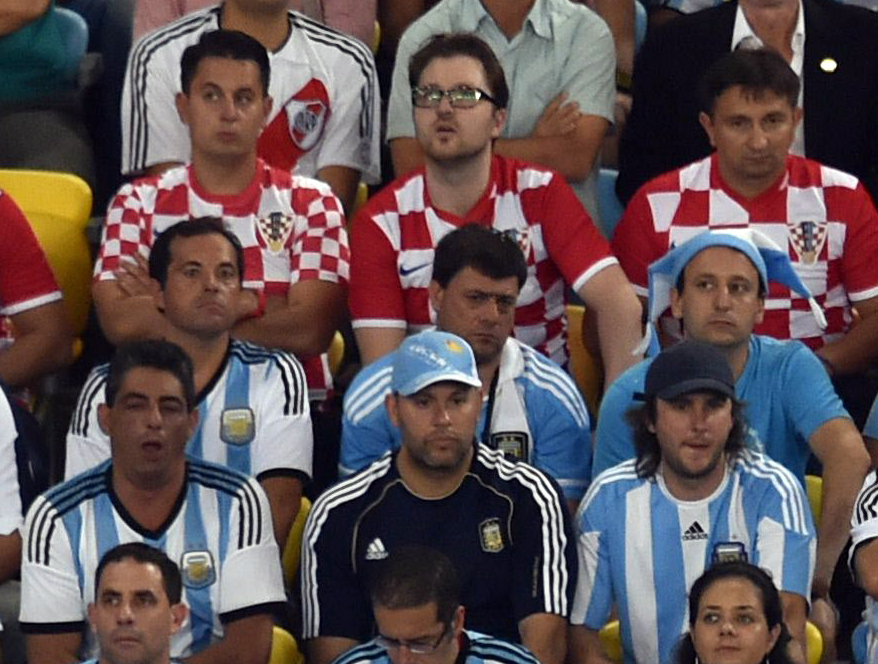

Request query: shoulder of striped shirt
[
  {"left": 343, "top": 363, "right": 392, "bottom": 421},
  {"left": 309, "top": 454, "right": 395, "bottom": 513},
  {"left": 579, "top": 460, "right": 641, "bottom": 509},
  {"left": 289, "top": 10, "right": 375, "bottom": 65},
  {"left": 230, "top": 339, "right": 305, "bottom": 375},
  {"left": 128, "top": 7, "right": 219, "bottom": 66},
  {"left": 517, "top": 344, "right": 589, "bottom": 420},
  {"left": 467, "top": 632, "right": 542, "bottom": 664},
  {"left": 854, "top": 470, "right": 878, "bottom": 525}
]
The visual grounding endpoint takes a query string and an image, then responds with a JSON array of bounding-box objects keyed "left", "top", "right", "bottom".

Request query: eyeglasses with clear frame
[
  {"left": 376, "top": 624, "right": 453, "bottom": 655},
  {"left": 411, "top": 85, "right": 499, "bottom": 109}
]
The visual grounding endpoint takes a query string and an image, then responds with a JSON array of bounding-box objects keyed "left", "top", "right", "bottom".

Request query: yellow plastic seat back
[
  {"left": 0, "top": 169, "right": 92, "bottom": 336},
  {"left": 565, "top": 304, "right": 604, "bottom": 415},
  {"left": 282, "top": 496, "right": 312, "bottom": 588},
  {"left": 599, "top": 620, "right": 622, "bottom": 664},
  {"left": 271, "top": 625, "right": 304, "bottom": 664},
  {"left": 805, "top": 475, "right": 822, "bottom": 527}
]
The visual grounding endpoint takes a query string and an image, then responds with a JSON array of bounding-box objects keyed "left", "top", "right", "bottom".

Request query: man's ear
[
  {"left": 428, "top": 281, "right": 444, "bottom": 313},
  {"left": 698, "top": 111, "right": 716, "bottom": 148},
  {"left": 491, "top": 107, "right": 508, "bottom": 139},
  {"left": 170, "top": 602, "right": 189, "bottom": 635},
  {"left": 97, "top": 403, "right": 111, "bottom": 436},
  {"left": 385, "top": 393, "right": 400, "bottom": 428},
  {"left": 175, "top": 92, "right": 190, "bottom": 125},
  {"left": 262, "top": 95, "right": 273, "bottom": 127},
  {"left": 670, "top": 287, "right": 684, "bottom": 320},
  {"left": 87, "top": 602, "right": 97, "bottom": 626}
]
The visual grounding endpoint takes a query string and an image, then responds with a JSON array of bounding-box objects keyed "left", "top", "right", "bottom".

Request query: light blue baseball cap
[{"left": 391, "top": 331, "right": 482, "bottom": 396}]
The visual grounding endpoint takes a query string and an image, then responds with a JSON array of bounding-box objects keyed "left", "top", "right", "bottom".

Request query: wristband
[{"left": 616, "top": 70, "right": 633, "bottom": 94}]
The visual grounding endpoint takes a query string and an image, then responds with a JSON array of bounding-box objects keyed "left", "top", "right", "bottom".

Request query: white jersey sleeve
[
  {"left": 65, "top": 366, "right": 111, "bottom": 480},
  {"left": 0, "top": 390, "right": 20, "bottom": 534},
  {"left": 20, "top": 494, "right": 86, "bottom": 628},
  {"left": 250, "top": 349, "right": 313, "bottom": 479},
  {"left": 122, "top": 30, "right": 192, "bottom": 174},
  {"left": 218, "top": 476, "right": 285, "bottom": 616}
]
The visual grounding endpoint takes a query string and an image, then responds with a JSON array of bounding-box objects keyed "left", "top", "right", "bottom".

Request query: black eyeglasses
[
  {"left": 376, "top": 625, "right": 452, "bottom": 655},
  {"left": 412, "top": 85, "right": 499, "bottom": 109}
]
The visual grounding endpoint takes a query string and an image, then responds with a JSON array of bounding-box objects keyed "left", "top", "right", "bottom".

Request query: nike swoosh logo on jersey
[{"left": 399, "top": 262, "right": 431, "bottom": 277}]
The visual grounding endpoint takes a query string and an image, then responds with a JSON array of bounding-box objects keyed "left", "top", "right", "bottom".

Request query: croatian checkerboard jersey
[{"left": 612, "top": 153, "right": 878, "bottom": 349}]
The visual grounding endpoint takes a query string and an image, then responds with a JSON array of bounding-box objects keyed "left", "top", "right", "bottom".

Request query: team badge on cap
[
  {"left": 489, "top": 431, "right": 529, "bottom": 460},
  {"left": 788, "top": 220, "right": 828, "bottom": 265},
  {"left": 256, "top": 212, "right": 295, "bottom": 255},
  {"left": 479, "top": 518, "right": 504, "bottom": 553},
  {"left": 180, "top": 551, "right": 216, "bottom": 589},
  {"left": 221, "top": 408, "right": 255, "bottom": 445}
]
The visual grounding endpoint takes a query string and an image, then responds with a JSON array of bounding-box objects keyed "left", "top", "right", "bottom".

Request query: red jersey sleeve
[
  {"left": 349, "top": 207, "right": 407, "bottom": 328},
  {"left": 0, "top": 192, "right": 61, "bottom": 315},
  {"left": 93, "top": 183, "right": 151, "bottom": 282},
  {"left": 611, "top": 186, "right": 663, "bottom": 295},
  {"left": 289, "top": 184, "right": 350, "bottom": 286},
  {"left": 533, "top": 173, "right": 616, "bottom": 292},
  {"left": 829, "top": 182, "right": 878, "bottom": 301}
]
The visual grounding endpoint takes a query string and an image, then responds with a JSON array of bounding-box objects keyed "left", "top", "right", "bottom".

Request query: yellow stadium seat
[
  {"left": 328, "top": 331, "right": 345, "bottom": 378},
  {"left": 0, "top": 169, "right": 93, "bottom": 351},
  {"left": 271, "top": 625, "right": 304, "bottom": 664},
  {"left": 565, "top": 304, "right": 604, "bottom": 414},
  {"left": 371, "top": 21, "right": 381, "bottom": 56},
  {"left": 599, "top": 620, "right": 622, "bottom": 664},
  {"left": 282, "top": 496, "right": 312, "bottom": 588},
  {"left": 806, "top": 620, "right": 823, "bottom": 664},
  {"left": 805, "top": 475, "right": 822, "bottom": 527}
]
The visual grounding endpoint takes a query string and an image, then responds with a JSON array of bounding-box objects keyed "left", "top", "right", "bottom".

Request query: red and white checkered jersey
[
  {"left": 94, "top": 161, "right": 349, "bottom": 398},
  {"left": 122, "top": 6, "right": 380, "bottom": 183},
  {"left": 349, "top": 156, "right": 617, "bottom": 366},
  {"left": 612, "top": 153, "right": 878, "bottom": 348},
  {"left": 0, "top": 191, "right": 62, "bottom": 345}
]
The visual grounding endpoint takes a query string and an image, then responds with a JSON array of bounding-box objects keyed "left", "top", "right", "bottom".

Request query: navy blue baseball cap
[{"left": 642, "top": 340, "right": 736, "bottom": 401}]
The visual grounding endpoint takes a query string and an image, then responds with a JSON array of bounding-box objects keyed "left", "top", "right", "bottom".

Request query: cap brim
[
  {"left": 396, "top": 370, "right": 482, "bottom": 396},
  {"left": 655, "top": 378, "right": 734, "bottom": 401}
]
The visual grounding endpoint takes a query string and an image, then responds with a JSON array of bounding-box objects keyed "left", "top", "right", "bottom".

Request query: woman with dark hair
[{"left": 677, "top": 562, "right": 797, "bottom": 664}]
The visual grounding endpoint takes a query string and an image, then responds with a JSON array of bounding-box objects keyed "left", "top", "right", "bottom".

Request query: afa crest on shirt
[
  {"left": 286, "top": 98, "right": 328, "bottom": 151},
  {"left": 256, "top": 211, "right": 295, "bottom": 255},
  {"left": 221, "top": 407, "right": 255, "bottom": 445},
  {"left": 788, "top": 220, "right": 828, "bottom": 265},
  {"left": 489, "top": 431, "right": 529, "bottom": 461},
  {"left": 180, "top": 551, "right": 217, "bottom": 589},
  {"left": 479, "top": 518, "right": 505, "bottom": 553}
]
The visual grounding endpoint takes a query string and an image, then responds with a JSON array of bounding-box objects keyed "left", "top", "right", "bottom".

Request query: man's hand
[
  {"left": 114, "top": 254, "right": 160, "bottom": 299},
  {"left": 532, "top": 92, "right": 583, "bottom": 139}
]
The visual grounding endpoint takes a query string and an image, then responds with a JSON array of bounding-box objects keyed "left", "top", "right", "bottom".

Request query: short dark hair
[
  {"left": 149, "top": 217, "right": 245, "bottom": 289},
  {"left": 180, "top": 29, "right": 270, "bottom": 95},
  {"left": 626, "top": 393, "right": 748, "bottom": 478},
  {"left": 699, "top": 48, "right": 799, "bottom": 116},
  {"left": 676, "top": 562, "right": 794, "bottom": 664},
  {"left": 105, "top": 340, "right": 195, "bottom": 411},
  {"left": 408, "top": 33, "right": 509, "bottom": 109},
  {"left": 95, "top": 542, "right": 183, "bottom": 605},
  {"left": 370, "top": 546, "right": 461, "bottom": 627},
  {"left": 432, "top": 224, "right": 527, "bottom": 289}
]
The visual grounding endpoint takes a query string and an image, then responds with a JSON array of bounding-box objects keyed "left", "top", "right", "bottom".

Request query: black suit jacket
[{"left": 616, "top": 0, "right": 878, "bottom": 204}]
